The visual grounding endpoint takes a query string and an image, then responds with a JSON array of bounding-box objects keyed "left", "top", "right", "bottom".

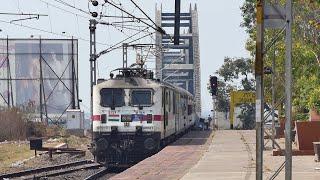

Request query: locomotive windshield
[
  {"left": 100, "top": 88, "right": 124, "bottom": 108},
  {"left": 131, "top": 90, "right": 152, "bottom": 106}
]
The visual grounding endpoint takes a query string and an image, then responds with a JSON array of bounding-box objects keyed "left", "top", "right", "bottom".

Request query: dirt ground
[{"left": 0, "top": 135, "right": 91, "bottom": 174}]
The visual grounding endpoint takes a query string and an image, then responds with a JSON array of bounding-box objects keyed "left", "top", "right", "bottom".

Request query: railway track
[
  {"left": 84, "top": 167, "right": 109, "bottom": 180},
  {"left": 0, "top": 159, "right": 102, "bottom": 179}
]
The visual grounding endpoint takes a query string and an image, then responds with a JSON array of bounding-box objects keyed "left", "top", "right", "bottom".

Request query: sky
[{"left": 0, "top": 0, "right": 249, "bottom": 117}]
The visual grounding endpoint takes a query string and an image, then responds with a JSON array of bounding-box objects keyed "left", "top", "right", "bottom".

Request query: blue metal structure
[{"left": 155, "top": 4, "right": 201, "bottom": 115}]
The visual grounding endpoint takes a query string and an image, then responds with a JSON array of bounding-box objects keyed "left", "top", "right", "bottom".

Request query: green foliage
[
  {"left": 240, "top": 0, "right": 320, "bottom": 116},
  {"left": 308, "top": 87, "right": 320, "bottom": 113},
  {"left": 295, "top": 113, "right": 309, "bottom": 121},
  {"left": 216, "top": 57, "right": 255, "bottom": 91},
  {"left": 237, "top": 104, "right": 255, "bottom": 130},
  {"left": 240, "top": 0, "right": 256, "bottom": 35},
  {"left": 215, "top": 80, "right": 231, "bottom": 112}
]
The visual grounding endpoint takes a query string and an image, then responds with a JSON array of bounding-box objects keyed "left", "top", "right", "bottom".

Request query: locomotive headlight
[{"left": 144, "top": 138, "right": 156, "bottom": 150}]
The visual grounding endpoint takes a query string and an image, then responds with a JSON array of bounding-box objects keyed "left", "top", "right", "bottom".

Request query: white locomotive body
[{"left": 91, "top": 68, "right": 196, "bottom": 166}]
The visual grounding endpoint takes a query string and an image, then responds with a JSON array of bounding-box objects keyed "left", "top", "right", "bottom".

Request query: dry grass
[
  {"left": 0, "top": 139, "right": 80, "bottom": 173},
  {"left": 61, "top": 135, "right": 91, "bottom": 150},
  {"left": 0, "top": 143, "right": 34, "bottom": 172}
]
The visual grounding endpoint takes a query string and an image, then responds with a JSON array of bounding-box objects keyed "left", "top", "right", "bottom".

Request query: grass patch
[{"left": 0, "top": 143, "right": 34, "bottom": 172}]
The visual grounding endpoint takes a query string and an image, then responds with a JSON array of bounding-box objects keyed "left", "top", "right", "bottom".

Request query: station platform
[
  {"left": 110, "top": 130, "right": 214, "bottom": 180},
  {"left": 111, "top": 130, "right": 320, "bottom": 180}
]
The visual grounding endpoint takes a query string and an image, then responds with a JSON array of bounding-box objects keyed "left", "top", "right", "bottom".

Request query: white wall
[{"left": 215, "top": 111, "right": 230, "bottom": 130}]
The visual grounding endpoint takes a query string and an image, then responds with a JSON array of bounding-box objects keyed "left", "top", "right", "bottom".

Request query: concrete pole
[
  {"left": 255, "top": 1, "right": 264, "bottom": 179},
  {"left": 285, "top": 0, "right": 293, "bottom": 179}
]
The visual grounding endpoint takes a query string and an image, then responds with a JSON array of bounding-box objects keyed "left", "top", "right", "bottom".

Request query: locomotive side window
[
  {"left": 173, "top": 92, "right": 176, "bottom": 114},
  {"left": 131, "top": 90, "right": 152, "bottom": 106},
  {"left": 169, "top": 91, "right": 171, "bottom": 112},
  {"left": 100, "top": 88, "right": 125, "bottom": 108},
  {"left": 188, "top": 104, "right": 193, "bottom": 115}
]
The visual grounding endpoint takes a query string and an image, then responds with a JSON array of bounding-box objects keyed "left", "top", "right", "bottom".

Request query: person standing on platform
[
  {"left": 204, "top": 117, "right": 209, "bottom": 130},
  {"left": 207, "top": 115, "right": 213, "bottom": 129}
]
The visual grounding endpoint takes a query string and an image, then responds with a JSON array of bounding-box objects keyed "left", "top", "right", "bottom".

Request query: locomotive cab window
[
  {"left": 130, "top": 89, "right": 152, "bottom": 107},
  {"left": 100, "top": 88, "right": 125, "bottom": 109}
]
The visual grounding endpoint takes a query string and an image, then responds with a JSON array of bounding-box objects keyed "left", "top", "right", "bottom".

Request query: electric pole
[
  {"left": 89, "top": 19, "right": 97, "bottom": 138},
  {"left": 285, "top": 0, "right": 293, "bottom": 179},
  {"left": 255, "top": 0, "right": 264, "bottom": 179}
]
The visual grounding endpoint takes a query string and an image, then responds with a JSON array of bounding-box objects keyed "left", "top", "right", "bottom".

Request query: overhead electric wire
[
  {"left": 108, "top": 32, "right": 155, "bottom": 52},
  {"left": 0, "top": 19, "right": 111, "bottom": 46},
  {"left": 0, "top": 12, "right": 47, "bottom": 16},
  {"left": 39, "top": 0, "right": 91, "bottom": 19},
  {"left": 104, "top": 0, "right": 164, "bottom": 34},
  {"left": 129, "top": 0, "right": 166, "bottom": 34},
  {"left": 52, "top": 0, "right": 90, "bottom": 15},
  {"left": 10, "top": 16, "right": 41, "bottom": 23},
  {"left": 46, "top": 2, "right": 53, "bottom": 33},
  {"left": 112, "top": 24, "right": 150, "bottom": 33},
  {"left": 100, "top": 15, "right": 148, "bottom": 20},
  {"left": 97, "top": 29, "right": 154, "bottom": 58},
  {"left": 40, "top": 0, "right": 136, "bottom": 42},
  {"left": 97, "top": 27, "right": 150, "bottom": 57},
  {"left": 73, "top": 0, "right": 81, "bottom": 36}
]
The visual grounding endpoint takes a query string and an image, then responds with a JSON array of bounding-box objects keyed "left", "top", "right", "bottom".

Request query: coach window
[
  {"left": 100, "top": 88, "right": 125, "bottom": 108},
  {"left": 130, "top": 89, "right": 152, "bottom": 106}
]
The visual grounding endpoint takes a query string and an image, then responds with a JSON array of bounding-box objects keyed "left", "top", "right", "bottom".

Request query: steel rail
[
  {"left": 84, "top": 167, "right": 109, "bottom": 180},
  {"left": 33, "top": 163, "right": 102, "bottom": 179},
  {"left": 0, "top": 160, "right": 93, "bottom": 179}
]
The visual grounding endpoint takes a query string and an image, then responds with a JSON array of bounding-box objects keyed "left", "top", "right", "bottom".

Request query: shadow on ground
[{"left": 170, "top": 129, "right": 213, "bottom": 146}]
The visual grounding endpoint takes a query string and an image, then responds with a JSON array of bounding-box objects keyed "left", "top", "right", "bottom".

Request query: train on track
[{"left": 90, "top": 66, "right": 196, "bottom": 167}]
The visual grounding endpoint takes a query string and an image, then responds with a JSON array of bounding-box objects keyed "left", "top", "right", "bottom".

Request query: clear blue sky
[{"left": 0, "top": 0, "right": 249, "bottom": 116}]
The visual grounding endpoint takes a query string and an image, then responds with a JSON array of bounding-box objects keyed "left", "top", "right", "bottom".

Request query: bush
[
  {"left": 0, "top": 108, "right": 68, "bottom": 141},
  {"left": 0, "top": 108, "right": 26, "bottom": 141},
  {"left": 26, "top": 121, "right": 47, "bottom": 138}
]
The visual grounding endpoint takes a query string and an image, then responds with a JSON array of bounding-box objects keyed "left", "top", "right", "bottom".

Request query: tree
[
  {"left": 216, "top": 57, "right": 256, "bottom": 129},
  {"left": 240, "top": 0, "right": 320, "bottom": 120}
]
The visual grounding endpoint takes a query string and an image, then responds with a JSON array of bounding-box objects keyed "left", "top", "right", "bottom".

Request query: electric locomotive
[{"left": 91, "top": 66, "right": 196, "bottom": 167}]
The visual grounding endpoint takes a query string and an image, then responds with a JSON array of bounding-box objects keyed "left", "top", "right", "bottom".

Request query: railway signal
[{"left": 209, "top": 76, "right": 218, "bottom": 96}]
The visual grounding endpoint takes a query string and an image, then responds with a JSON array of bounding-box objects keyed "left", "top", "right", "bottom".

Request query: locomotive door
[
  {"left": 173, "top": 92, "right": 178, "bottom": 133},
  {"left": 163, "top": 88, "right": 169, "bottom": 136}
]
